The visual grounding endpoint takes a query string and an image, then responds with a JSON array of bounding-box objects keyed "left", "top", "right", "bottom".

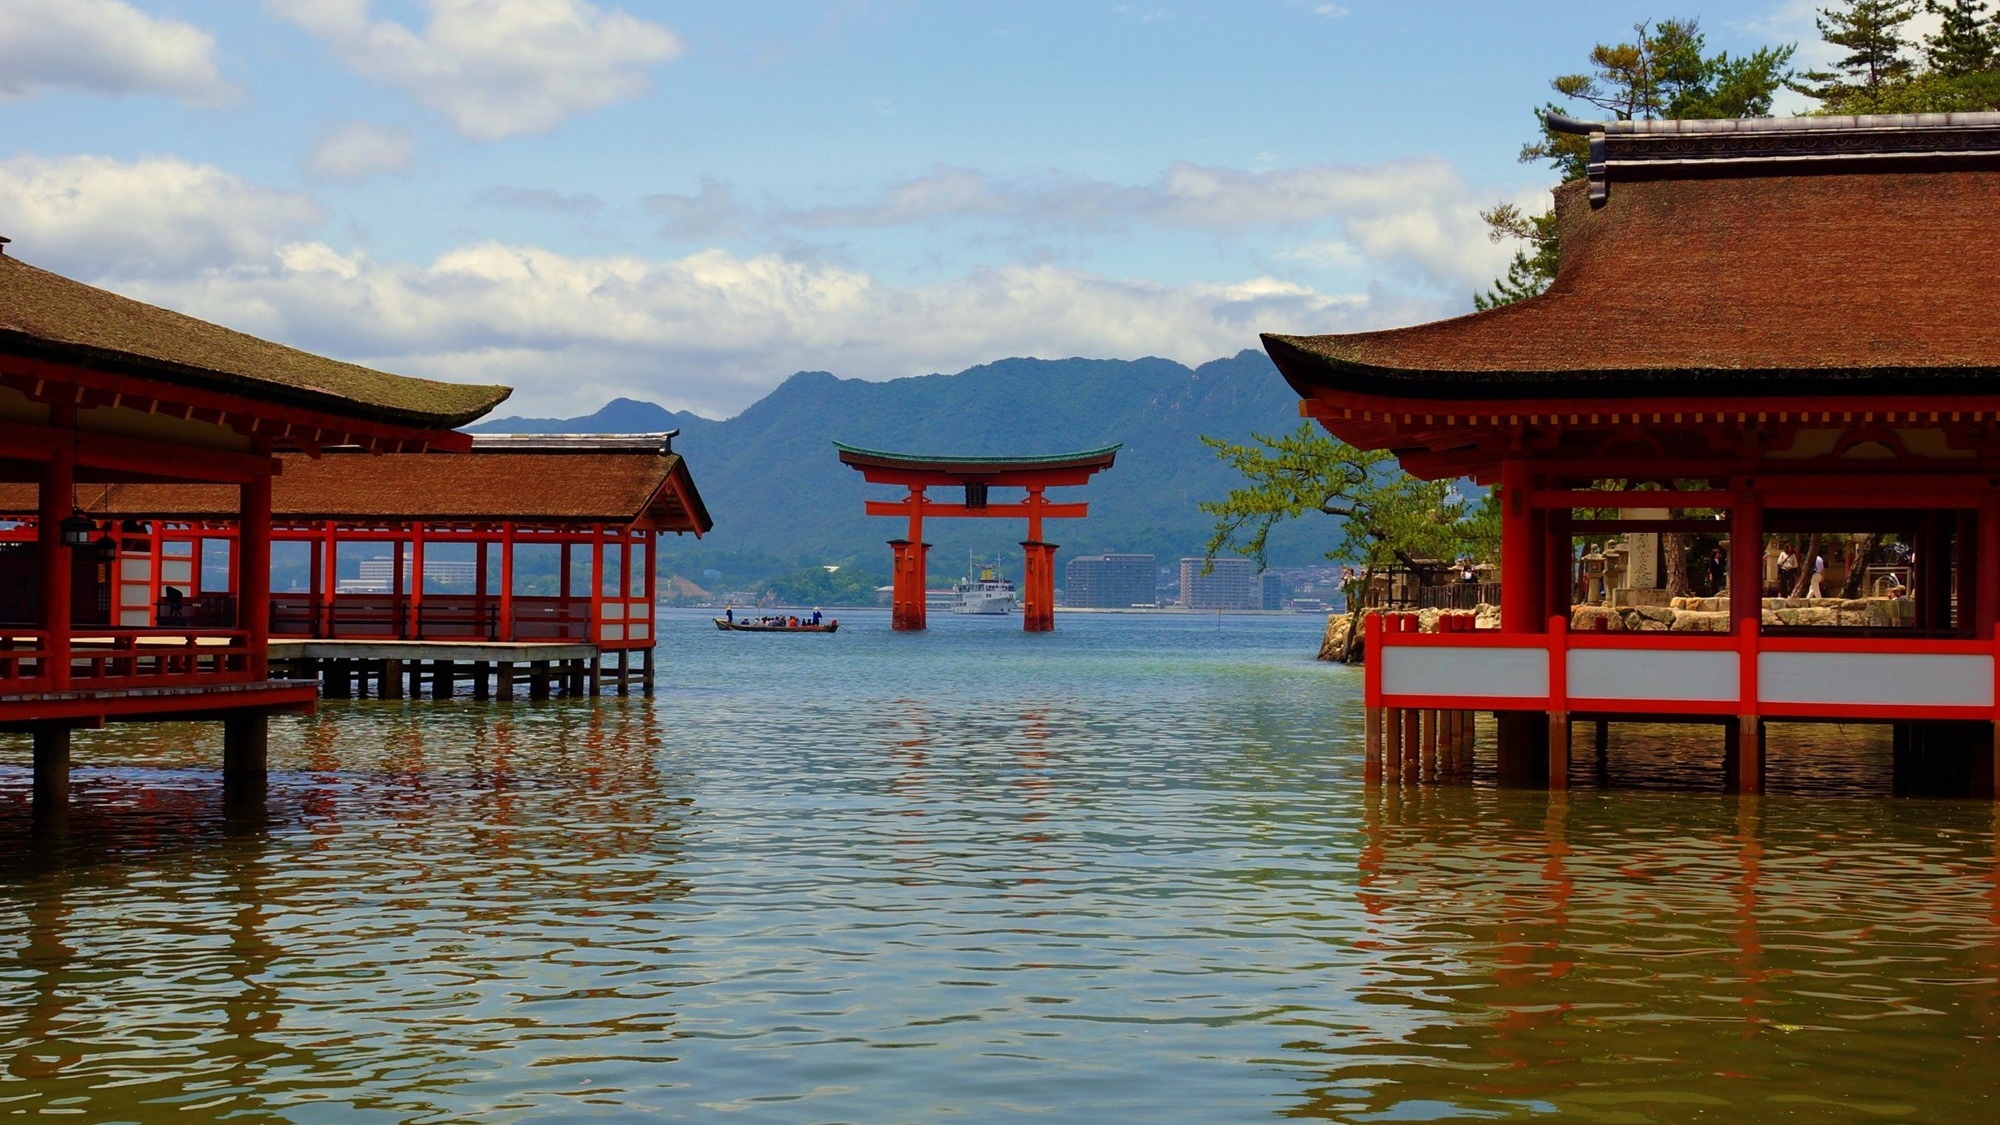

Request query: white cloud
[
  {"left": 1287, "top": 1, "right": 1349, "bottom": 18},
  {"left": 10, "top": 152, "right": 1475, "bottom": 418},
  {"left": 117, "top": 241, "right": 1445, "bottom": 418},
  {"left": 305, "top": 122, "right": 418, "bottom": 183},
  {"left": 0, "top": 0, "right": 236, "bottom": 105},
  {"left": 267, "top": 0, "right": 683, "bottom": 140},
  {"left": 668, "top": 158, "right": 1528, "bottom": 292},
  {"left": 0, "top": 154, "right": 322, "bottom": 278}
]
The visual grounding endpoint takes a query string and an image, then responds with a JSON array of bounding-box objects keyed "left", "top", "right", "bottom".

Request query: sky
[{"left": 0, "top": 0, "right": 1856, "bottom": 418}]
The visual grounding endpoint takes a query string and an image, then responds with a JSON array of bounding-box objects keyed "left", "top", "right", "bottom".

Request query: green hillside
[{"left": 473, "top": 351, "right": 1330, "bottom": 591}]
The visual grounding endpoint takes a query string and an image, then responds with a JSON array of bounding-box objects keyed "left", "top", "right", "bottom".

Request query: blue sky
[{"left": 1, "top": 0, "right": 1845, "bottom": 416}]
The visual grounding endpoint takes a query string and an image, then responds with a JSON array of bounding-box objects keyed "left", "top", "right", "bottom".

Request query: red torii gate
[{"left": 836, "top": 443, "right": 1120, "bottom": 631}]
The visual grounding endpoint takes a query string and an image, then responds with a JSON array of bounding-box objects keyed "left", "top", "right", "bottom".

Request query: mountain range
[{"left": 470, "top": 350, "right": 1328, "bottom": 590}]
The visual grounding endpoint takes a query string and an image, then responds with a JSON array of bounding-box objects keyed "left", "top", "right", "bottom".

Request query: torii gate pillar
[
  {"left": 889, "top": 537, "right": 931, "bottom": 631},
  {"left": 1020, "top": 540, "right": 1058, "bottom": 632}
]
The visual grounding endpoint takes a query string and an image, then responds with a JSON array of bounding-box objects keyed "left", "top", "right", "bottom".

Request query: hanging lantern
[
  {"left": 93, "top": 532, "right": 119, "bottom": 564},
  {"left": 58, "top": 512, "right": 94, "bottom": 548}
]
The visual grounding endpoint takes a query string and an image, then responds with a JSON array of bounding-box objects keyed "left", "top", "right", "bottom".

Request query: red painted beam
[{"left": 863, "top": 500, "right": 1090, "bottom": 519}]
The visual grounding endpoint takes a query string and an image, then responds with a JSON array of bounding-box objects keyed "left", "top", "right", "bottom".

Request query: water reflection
[
  {"left": 1337, "top": 784, "right": 2000, "bottom": 1121},
  {"left": 0, "top": 615, "right": 1994, "bottom": 1122}
]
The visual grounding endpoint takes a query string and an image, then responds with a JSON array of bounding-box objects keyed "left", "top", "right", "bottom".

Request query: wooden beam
[{"left": 863, "top": 500, "right": 1091, "bottom": 519}]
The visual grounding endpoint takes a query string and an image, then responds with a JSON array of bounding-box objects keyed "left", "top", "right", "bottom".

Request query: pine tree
[
  {"left": 1479, "top": 18, "right": 1793, "bottom": 309},
  {"left": 1791, "top": 0, "right": 1919, "bottom": 103},
  {"left": 1924, "top": 0, "right": 1997, "bottom": 76}
]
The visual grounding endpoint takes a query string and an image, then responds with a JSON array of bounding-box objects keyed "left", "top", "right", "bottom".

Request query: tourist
[
  {"left": 812, "top": 608, "right": 823, "bottom": 625},
  {"left": 1777, "top": 542, "right": 1797, "bottom": 595},
  {"left": 1809, "top": 551, "right": 1826, "bottom": 598},
  {"left": 1706, "top": 547, "right": 1726, "bottom": 595},
  {"left": 726, "top": 605, "right": 734, "bottom": 624}
]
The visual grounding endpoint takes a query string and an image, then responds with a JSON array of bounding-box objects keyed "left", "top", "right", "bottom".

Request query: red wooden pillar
[
  {"left": 320, "top": 520, "right": 338, "bottom": 636},
  {"left": 1978, "top": 492, "right": 2000, "bottom": 640},
  {"left": 1729, "top": 485, "right": 1764, "bottom": 791},
  {"left": 891, "top": 485, "right": 929, "bottom": 631},
  {"left": 1543, "top": 505, "right": 1573, "bottom": 630},
  {"left": 1500, "top": 459, "right": 1542, "bottom": 634},
  {"left": 38, "top": 409, "right": 75, "bottom": 690},
  {"left": 500, "top": 521, "right": 516, "bottom": 642},
  {"left": 409, "top": 524, "right": 427, "bottom": 639},
  {"left": 1020, "top": 540, "right": 1058, "bottom": 632},
  {"left": 475, "top": 530, "right": 490, "bottom": 633},
  {"left": 147, "top": 520, "right": 164, "bottom": 628},
  {"left": 590, "top": 524, "right": 606, "bottom": 644},
  {"left": 239, "top": 470, "right": 272, "bottom": 678}
]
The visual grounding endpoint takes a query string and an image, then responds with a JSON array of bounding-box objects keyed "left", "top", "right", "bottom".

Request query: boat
[
  {"left": 713, "top": 616, "right": 838, "bottom": 633},
  {"left": 949, "top": 558, "right": 1018, "bottom": 615}
]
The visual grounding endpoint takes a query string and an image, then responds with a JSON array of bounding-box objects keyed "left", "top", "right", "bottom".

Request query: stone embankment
[
  {"left": 1319, "top": 594, "right": 1914, "bottom": 661},
  {"left": 1318, "top": 604, "right": 1501, "bottom": 662}
]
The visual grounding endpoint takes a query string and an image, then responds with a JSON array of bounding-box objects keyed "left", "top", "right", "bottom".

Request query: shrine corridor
[{"left": 1, "top": 610, "right": 1994, "bottom": 1123}]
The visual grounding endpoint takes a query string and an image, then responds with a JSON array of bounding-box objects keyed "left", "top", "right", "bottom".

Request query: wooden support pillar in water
[
  {"left": 473, "top": 661, "right": 491, "bottom": 701},
  {"left": 531, "top": 660, "right": 552, "bottom": 700},
  {"left": 617, "top": 651, "right": 631, "bottom": 697},
  {"left": 642, "top": 649, "right": 655, "bottom": 697},
  {"left": 33, "top": 725, "right": 69, "bottom": 815},
  {"left": 1495, "top": 712, "right": 1547, "bottom": 787},
  {"left": 588, "top": 658, "right": 602, "bottom": 697},
  {"left": 433, "top": 660, "right": 454, "bottom": 700},
  {"left": 498, "top": 662, "right": 516, "bottom": 701},
  {"left": 1548, "top": 712, "right": 1570, "bottom": 790},
  {"left": 223, "top": 712, "right": 268, "bottom": 805},
  {"left": 1364, "top": 706, "right": 1383, "bottom": 783},
  {"left": 1401, "top": 709, "right": 1420, "bottom": 781},
  {"left": 1384, "top": 707, "right": 1403, "bottom": 780},
  {"left": 1735, "top": 716, "right": 1763, "bottom": 794},
  {"left": 381, "top": 660, "right": 404, "bottom": 700},
  {"left": 1420, "top": 709, "right": 1438, "bottom": 780},
  {"left": 325, "top": 659, "right": 351, "bottom": 699}
]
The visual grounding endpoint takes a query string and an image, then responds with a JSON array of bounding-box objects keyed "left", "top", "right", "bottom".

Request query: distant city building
[
  {"left": 1179, "top": 557, "right": 1258, "bottom": 610},
  {"left": 1260, "top": 570, "right": 1286, "bottom": 610},
  {"left": 1066, "top": 553, "right": 1157, "bottom": 608},
  {"left": 339, "top": 556, "right": 480, "bottom": 594}
]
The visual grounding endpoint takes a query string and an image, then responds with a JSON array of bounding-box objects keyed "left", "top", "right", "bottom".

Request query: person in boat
[
  {"left": 725, "top": 606, "right": 734, "bottom": 624},
  {"left": 812, "top": 608, "right": 822, "bottom": 626}
]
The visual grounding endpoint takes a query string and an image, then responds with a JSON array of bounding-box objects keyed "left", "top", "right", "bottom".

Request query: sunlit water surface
[{"left": 2, "top": 610, "right": 1997, "bottom": 1123}]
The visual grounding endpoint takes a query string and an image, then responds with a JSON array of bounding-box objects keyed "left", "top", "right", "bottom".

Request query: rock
[
  {"left": 1634, "top": 605, "right": 1676, "bottom": 624},
  {"left": 1670, "top": 609, "right": 1731, "bottom": 633},
  {"left": 1318, "top": 614, "right": 1349, "bottom": 661},
  {"left": 1632, "top": 618, "right": 1669, "bottom": 632},
  {"left": 1571, "top": 605, "right": 1626, "bottom": 632}
]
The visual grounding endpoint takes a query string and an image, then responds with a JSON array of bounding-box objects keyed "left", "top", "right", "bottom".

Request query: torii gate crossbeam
[{"left": 836, "top": 443, "right": 1120, "bottom": 631}]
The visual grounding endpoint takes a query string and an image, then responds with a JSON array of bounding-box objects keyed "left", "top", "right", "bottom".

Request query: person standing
[
  {"left": 1808, "top": 550, "right": 1826, "bottom": 598},
  {"left": 1706, "top": 546, "right": 1727, "bottom": 596},
  {"left": 1777, "top": 542, "right": 1798, "bottom": 596}
]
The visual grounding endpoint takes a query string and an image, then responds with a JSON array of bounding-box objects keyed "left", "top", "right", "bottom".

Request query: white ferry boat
[{"left": 950, "top": 560, "right": 1018, "bottom": 615}]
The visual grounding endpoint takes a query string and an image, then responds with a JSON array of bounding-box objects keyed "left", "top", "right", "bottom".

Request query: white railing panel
[
  {"left": 1761, "top": 651, "right": 1993, "bottom": 708},
  {"left": 1382, "top": 645, "right": 1548, "bottom": 700},
  {"left": 599, "top": 623, "right": 624, "bottom": 642},
  {"left": 626, "top": 623, "right": 650, "bottom": 641},
  {"left": 1569, "top": 648, "right": 1739, "bottom": 703}
]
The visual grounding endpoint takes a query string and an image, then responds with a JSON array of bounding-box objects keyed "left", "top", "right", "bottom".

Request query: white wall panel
[
  {"left": 1761, "top": 651, "right": 1993, "bottom": 708},
  {"left": 1382, "top": 645, "right": 1548, "bottom": 700},
  {"left": 1569, "top": 649, "right": 1738, "bottom": 703}
]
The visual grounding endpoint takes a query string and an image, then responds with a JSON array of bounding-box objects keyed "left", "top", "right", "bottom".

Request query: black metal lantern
[
  {"left": 93, "top": 533, "right": 119, "bottom": 564},
  {"left": 58, "top": 512, "right": 94, "bottom": 548}
]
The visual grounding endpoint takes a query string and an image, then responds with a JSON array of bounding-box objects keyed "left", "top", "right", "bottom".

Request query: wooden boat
[{"left": 713, "top": 617, "right": 838, "bottom": 633}]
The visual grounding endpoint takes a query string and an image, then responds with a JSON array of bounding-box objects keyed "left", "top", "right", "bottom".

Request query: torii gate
[{"left": 835, "top": 443, "right": 1120, "bottom": 631}]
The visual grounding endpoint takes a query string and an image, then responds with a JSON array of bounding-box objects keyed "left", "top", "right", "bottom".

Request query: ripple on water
[{"left": 0, "top": 612, "right": 1994, "bottom": 1122}]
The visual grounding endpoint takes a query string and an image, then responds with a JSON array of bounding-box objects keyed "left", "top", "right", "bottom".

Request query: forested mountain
[{"left": 472, "top": 351, "right": 1326, "bottom": 591}]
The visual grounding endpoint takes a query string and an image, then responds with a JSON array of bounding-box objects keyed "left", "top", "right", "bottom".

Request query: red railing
[
  {"left": 268, "top": 593, "right": 652, "bottom": 645},
  {"left": 1366, "top": 612, "right": 2000, "bottom": 723},
  {"left": 1, "top": 628, "right": 255, "bottom": 693}
]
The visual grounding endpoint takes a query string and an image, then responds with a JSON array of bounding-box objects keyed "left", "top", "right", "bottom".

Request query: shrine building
[
  {"left": 0, "top": 245, "right": 509, "bottom": 812},
  {"left": 1, "top": 433, "right": 711, "bottom": 702},
  {"left": 1263, "top": 112, "right": 2000, "bottom": 795}
]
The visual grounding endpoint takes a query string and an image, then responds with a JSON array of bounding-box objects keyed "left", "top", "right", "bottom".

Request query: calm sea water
[{"left": 1, "top": 609, "right": 1997, "bottom": 1123}]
